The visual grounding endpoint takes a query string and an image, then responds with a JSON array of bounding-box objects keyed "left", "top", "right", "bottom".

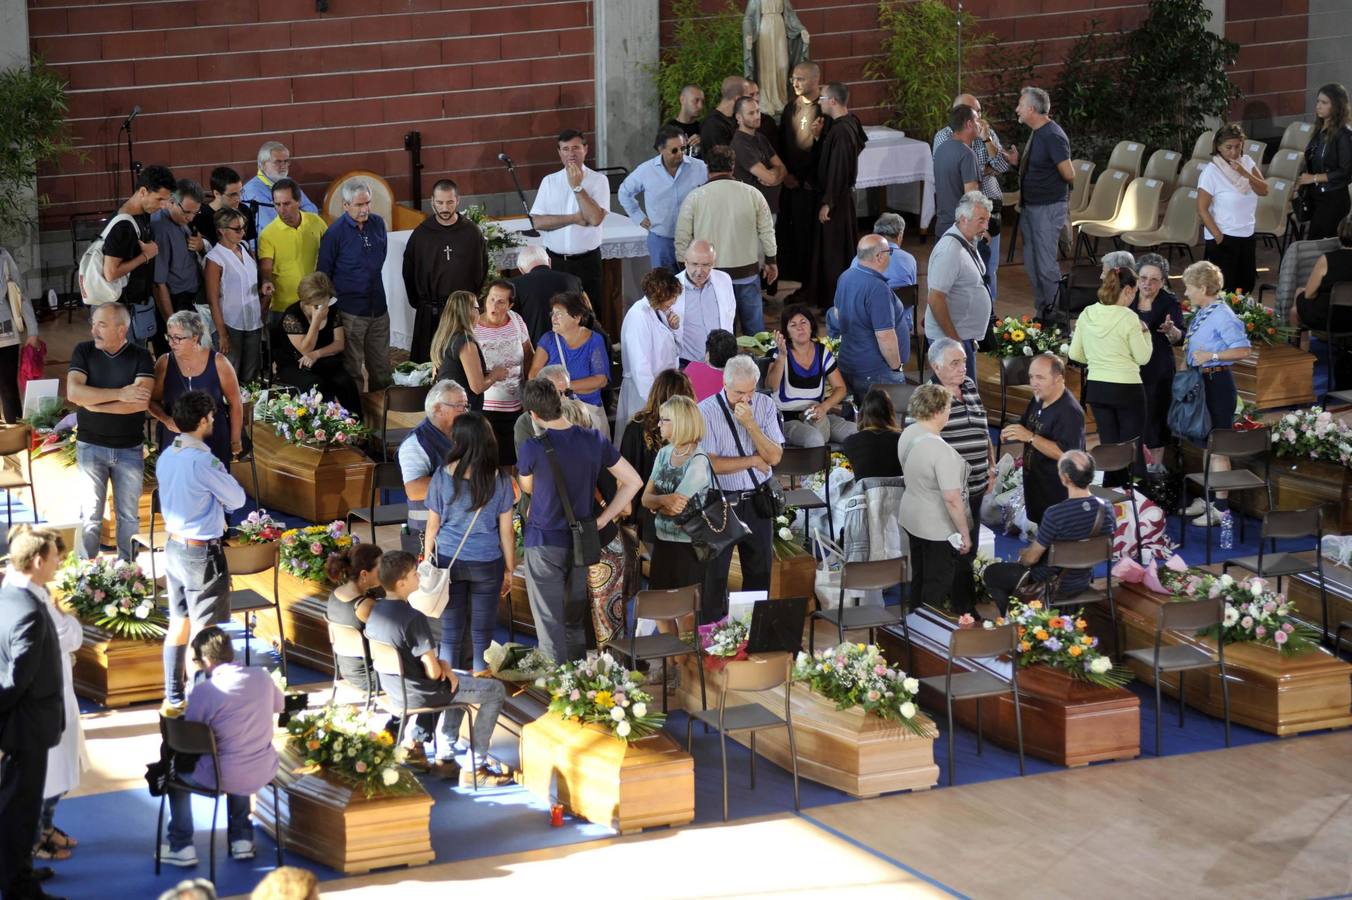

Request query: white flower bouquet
[
  {"left": 536, "top": 651, "right": 666, "bottom": 741},
  {"left": 56, "top": 554, "right": 165, "bottom": 640},
  {"left": 1161, "top": 569, "right": 1319, "bottom": 655},
  {"left": 792, "top": 642, "right": 929, "bottom": 735}
]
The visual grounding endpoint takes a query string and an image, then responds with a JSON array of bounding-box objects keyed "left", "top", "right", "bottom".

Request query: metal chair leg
[
  {"left": 1177, "top": 671, "right": 1186, "bottom": 728},
  {"left": 155, "top": 793, "right": 167, "bottom": 874},
  {"left": 208, "top": 793, "right": 220, "bottom": 884},
  {"left": 274, "top": 603, "right": 289, "bottom": 678},
  {"left": 1153, "top": 668, "right": 1163, "bottom": 756},
  {"left": 1012, "top": 684, "right": 1026, "bottom": 776},
  {"left": 945, "top": 695, "right": 955, "bottom": 786},
  {"left": 975, "top": 698, "right": 983, "bottom": 755},
  {"left": 465, "top": 706, "right": 478, "bottom": 793},
  {"left": 271, "top": 783, "right": 285, "bottom": 866},
  {"left": 243, "top": 613, "right": 253, "bottom": 666},
  {"left": 785, "top": 719, "right": 800, "bottom": 811},
  {"left": 718, "top": 729, "right": 730, "bottom": 822},
  {"left": 749, "top": 731, "right": 757, "bottom": 790}
]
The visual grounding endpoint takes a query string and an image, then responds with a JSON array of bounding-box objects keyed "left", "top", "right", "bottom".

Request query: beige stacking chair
[
  {"left": 1254, "top": 177, "right": 1294, "bottom": 253},
  {"left": 1073, "top": 171, "right": 1147, "bottom": 262},
  {"left": 1190, "top": 129, "right": 1216, "bottom": 161},
  {"left": 1280, "top": 120, "right": 1315, "bottom": 151},
  {"left": 1105, "top": 140, "right": 1147, "bottom": 177},
  {"left": 1244, "top": 139, "right": 1267, "bottom": 170},
  {"left": 1267, "top": 149, "right": 1304, "bottom": 183},
  {"left": 1142, "top": 149, "right": 1183, "bottom": 192},
  {"left": 1065, "top": 160, "right": 1097, "bottom": 220},
  {"left": 1177, "top": 159, "right": 1209, "bottom": 190},
  {"left": 1071, "top": 169, "right": 1131, "bottom": 229},
  {"left": 1122, "top": 186, "right": 1201, "bottom": 261}
]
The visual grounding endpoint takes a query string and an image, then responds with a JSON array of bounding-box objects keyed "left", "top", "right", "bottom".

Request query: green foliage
[
  {"left": 867, "top": 0, "right": 994, "bottom": 141},
  {"left": 655, "top": 0, "right": 744, "bottom": 123},
  {"left": 1052, "top": 0, "right": 1241, "bottom": 170},
  {"left": 0, "top": 59, "right": 79, "bottom": 242}
]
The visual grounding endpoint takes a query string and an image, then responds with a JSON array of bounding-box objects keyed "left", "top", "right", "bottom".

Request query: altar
[{"left": 855, "top": 126, "right": 936, "bottom": 230}]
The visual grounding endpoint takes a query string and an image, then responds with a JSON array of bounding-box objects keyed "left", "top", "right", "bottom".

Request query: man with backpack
[{"left": 87, "top": 165, "right": 175, "bottom": 349}]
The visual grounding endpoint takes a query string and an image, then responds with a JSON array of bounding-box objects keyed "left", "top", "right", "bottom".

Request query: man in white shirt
[
  {"left": 672, "top": 239, "right": 735, "bottom": 365},
  {"left": 530, "top": 129, "right": 610, "bottom": 312}
]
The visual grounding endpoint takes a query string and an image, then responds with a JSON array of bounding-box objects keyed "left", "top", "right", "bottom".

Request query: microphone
[
  {"left": 122, "top": 106, "right": 141, "bottom": 129},
  {"left": 498, "top": 152, "right": 538, "bottom": 237},
  {"left": 497, "top": 152, "right": 515, "bottom": 169}
]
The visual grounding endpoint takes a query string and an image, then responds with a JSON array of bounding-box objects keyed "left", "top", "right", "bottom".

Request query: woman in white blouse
[
  {"left": 616, "top": 267, "right": 682, "bottom": 430},
  {"left": 204, "top": 207, "right": 263, "bottom": 384},
  {"left": 1196, "top": 123, "right": 1269, "bottom": 293}
]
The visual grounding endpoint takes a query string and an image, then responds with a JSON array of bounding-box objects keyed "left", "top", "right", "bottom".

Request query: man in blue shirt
[
  {"left": 317, "top": 179, "right": 391, "bottom": 390},
  {"left": 150, "top": 179, "right": 207, "bottom": 355},
  {"left": 155, "top": 390, "right": 247, "bottom": 713},
  {"left": 618, "top": 125, "right": 708, "bottom": 271},
  {"left": 241, "top": 140, "right": 318, "bottom": 234},
  {"left": 834, "top": 234, "right": 910, "bottom": 401},
  {"left": 848, "top": 213, "right": 917, "bottom": 288}
]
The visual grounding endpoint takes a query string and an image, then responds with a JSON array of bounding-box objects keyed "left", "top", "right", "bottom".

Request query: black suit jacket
[{"left": 0, "top": 582, "right": 65, "bottom": 754}]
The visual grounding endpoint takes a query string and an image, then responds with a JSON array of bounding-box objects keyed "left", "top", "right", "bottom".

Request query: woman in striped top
[{"left": 766, "top": 304, "right": 856, "bottom": 447}]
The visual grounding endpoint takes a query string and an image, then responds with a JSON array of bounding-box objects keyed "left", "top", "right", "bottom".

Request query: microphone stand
[
  {"left": 120, "top": 120, "right": 141, "bottom": 198},
  {"left": 502, "top": 161, "right": 540, "bottom": 237}
]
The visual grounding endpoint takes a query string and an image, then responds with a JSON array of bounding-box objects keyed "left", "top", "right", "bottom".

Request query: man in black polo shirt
[
  {"left": 66, "top": 303, "right": 156, "bottom": 560},
  {"left": 979, "top": 451, "right": 1110, "bottom": 617},
  {"left": 1000, "top": 352, "right": 1084, "bottom": 525},
  {"left": 102, "top": 165, "right": 175, "bottom": 349}
]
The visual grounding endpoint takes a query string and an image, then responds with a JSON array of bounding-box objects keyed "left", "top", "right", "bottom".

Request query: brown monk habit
[
  {"left": 777, "top": 95, "right": 827, "bottom": 284},
  {"left": 809, "top": 112, "right": 867, "bottom": 307},
  {"left": 401, "top": 213, "right": 489, "bottom": 362}
]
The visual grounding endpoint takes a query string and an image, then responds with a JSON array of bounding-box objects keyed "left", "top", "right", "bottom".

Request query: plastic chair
[
  {"left": 225, "top": 541, "right": 287, "bottom": 678},
  {"left": 1243, "top": 140, "right": 1267, "bottom": 170},
  {"left": 1089, "top": 438, "right": 1142, "bottom": 562},
  {"left": 1221, "top": 507, "right": 1327, "bottom": 643},
  {"left": 367, "top": 635, "right": 479, "bottom": 790},
  {"left": 1179, "top": 428, "right": 1273, "bottom": 565},
  {"left": 1076, "top": 177, "right": 1164, "bottom": 263},
  {"left": 1070, "top": 170, "right": 1131, "bottom": 233},
  {"left": 1123, "top": 597, "right": 1230, "bottom": 755},
  {"left": 1303, "top": 282, "right": 1352, "bottom": 395},
  {"left": 1044, "top": 533, "right": 1118, "bottom": 656},
  {"left": 1279, "top": 120, "right": 1315, "bottom": 152},
  {"left": 1122, "top": 186, "right": 1200, "bottom": 262},
  {"left": 1105, "top": 140, "right": 1147, "bottom": 178},
  {"left": 154, "top": 717, "right": 284, "bottom": 883},
  {"left": 1266, "top": 150, "right": 1304, "bottom": 184},
  {"left": 685, "top": 654, "right": 799, "bottom": 822},
  {"left": 347, "top": 462, "right": 409, "bottom": 544},
  {"left": 1176, "top": 159, "right": 1209, "bottom": 191},
  {"left": 1254, "top": 178, "right": 1294, "bottom": 254},
  {"left": 775, "top": 446, "right": 833, "bottom": 538},
  {"left": 0, "top": 424, "right": 36, "bottom": 530},
  {"left": 997, "top": 355, "right": 1033, "bottom": 431},
  {"left": 320, "top": 170, "right": 426, "bottom": 230},
  {"left": 604, "top": 585, "right": 707, "bottom": 715},
  {"left": 808, "top": 557, "right": 911, "bottom": 670},
  {"left": 1142, "top": 149, "right": 1183, "bottom": 192},
  {"left": 1065, "top": 160, "right": 1098, "bottom": 221},
  {"left": 378, "top": 384, "right": 430, "bottom": 462},
  {"left": 918, "top": 622, "right": 1024, "bottom": 786},
  {"left": 327, "top": 618, "right": 375, "bottom": 710},
  {"left": 1190, "top": 129, "right": 1216, "bottom": 161}
]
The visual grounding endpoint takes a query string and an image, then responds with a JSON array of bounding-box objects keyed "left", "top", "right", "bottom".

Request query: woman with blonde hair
[
  {"left": 1169, "top": 260, "right": 1252, "bottom": 525},
  {"left": 619, "top": 368, "right": 695, "bottom": 541},
  {"left": 642, "top": 394, "right": 716, "bottom": 598},
  {"left": 272, "top": 271, "right": 361, "bottom": 412},
  {"left": 1197, "top": 123, "right": 1268, "bottom": 292},
  {"left": 431, "top": 290, "right": 509, "bottom": 412}
]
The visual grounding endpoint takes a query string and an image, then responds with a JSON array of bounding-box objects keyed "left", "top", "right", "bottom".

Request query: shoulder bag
[
  {"left": 409, "top": 474, "right": 484, "bottom": 618},
  {"left": 541, "top": 432, "right": 602, "bottom": 567},
  {"left": 1167, "top": 366, "right": 1211, "bottom": 444},
  {"left": 716, "top": 394, "right": 785, "bottom": 519},
  {"left": 675, "top": 452, "right": 749, "bottom": 561}
]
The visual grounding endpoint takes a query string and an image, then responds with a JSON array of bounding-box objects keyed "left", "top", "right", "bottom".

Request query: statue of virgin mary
[{"left": 742, "top": 0, "right": 810, "bottom": 117}]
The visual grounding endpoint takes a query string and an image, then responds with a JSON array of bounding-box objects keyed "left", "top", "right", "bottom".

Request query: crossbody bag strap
[
  {"left": 716, "top": 393, "right": 763, "bottom": 490},
  {"left": 443, "top": 503, "right": 484, "bottom": 569},
  {"left": 540, "top": 432, "right": 581, "bottom": 526}
]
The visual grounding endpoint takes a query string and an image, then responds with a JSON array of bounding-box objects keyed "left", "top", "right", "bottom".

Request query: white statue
[{"left": 743, "top": 0, "right": 810, "bottom": 118}]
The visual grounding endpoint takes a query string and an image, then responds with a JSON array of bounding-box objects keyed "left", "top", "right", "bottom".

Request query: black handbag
[
  {"left": 716, "top": 395, "right": 785, "bottom": 519},
  {"left": 676, "top": 453, "right": 750, "bottom": 561},
  {"left": 1167, "top": 367, "right": 1211, "bottom": 444},
  {"left": 540, "top": 433, "right": 602, "bottom": 567}
]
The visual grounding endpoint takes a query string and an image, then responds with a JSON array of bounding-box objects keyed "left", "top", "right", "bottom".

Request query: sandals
[
  {"left": 32, "top": 838, "right": 71, "bottom": 861},
  {"left": 45, "top": 827, "right": 78, "bottom": 850}
]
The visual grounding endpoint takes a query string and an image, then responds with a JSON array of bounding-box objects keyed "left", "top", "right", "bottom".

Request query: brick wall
[
  {"left": 1226, "top": 0, "right": 1309, "bottom": 123},
  {"left": 29, "top": 0, "right": 595, "bottom": 229}
]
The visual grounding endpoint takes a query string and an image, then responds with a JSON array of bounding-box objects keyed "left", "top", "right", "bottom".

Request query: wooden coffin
[
  {"left": 674, "top": 654, "right": 939, "bottom": 798},
  {"left": 728, "top": 551, "right": 819, "bottom": 599},
  {"left": 239, "top": 425, "right": 375, "bottom": 523},
  {"left": 233, "top": 567, "right": 335, "bottom": 675},
  {"left": 256, "top": 745, "right": 434, "bottom": 875},
  {"left": 1173, "top": 341, "right": 1316, "bottom": 411},
  {"left": 975, "top": 353, "right": 1093, "bottom": 431},
  {"left": 72, "top": 623, "right": 164, "bottom": 708},
  {"left": 1288, "top": 556, "right": 1352, "bottom": 643},
  {"left": 31, "top": 452, "right": 165, "bottom": 549},
  {"left": 1107, "top": 582, "right": 1352, "bottom": 736},
  {"left": 880, "top": 609, "right": 1141, "bottom": 767},
  {"left": 520, "top": 714, "right": 695, "bottom": 834}
]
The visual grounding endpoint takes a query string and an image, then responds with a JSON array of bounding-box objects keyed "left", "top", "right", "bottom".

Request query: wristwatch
[
  {"left": 571, "top": 184, "right": 583, "bottom": 194},
  {"left": 1210, "top": 352, "right": 1219, "bottom": 363}
]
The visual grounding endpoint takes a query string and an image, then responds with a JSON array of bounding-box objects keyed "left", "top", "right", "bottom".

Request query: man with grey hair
[
  {"left": 509, "top": 244, "right": 585, "bottom": 346},
  {"left": 834, "top": 233, "right": 909, "bottom": 400},
  {"left": 150, "top": 178, "right": 209, "bottom": 355},
  {"left": 241, "top": 140, "right": 318, "bottom": 233},
  {"left": 847, "top": 212, "right": 916, "bottom": 290},
  {"left": 926, "top": 191, "right": 993, "bottom": 381},
  {"left": 513, "top": 364, "right": 570, "bottom": 460},
  {"left": 935, "top": 93, "right": 1013, "bottom": 296},
  {"left": 975, "top": 449, "right": 1109, "bottom": 618},
  {"left": 317, "top": 179, "right": 391, "bottom": 390},
  {"left": 1015, "top": 86, "right": 1075, "bottom": 318},
  {"left": 400, "top": 379, "right": 469, "bottom": 548},
  {"left": 697, "top": 353, "right": 784, "bottom": 621},
  {"left": 673, "top": 239, "right": 736, "bottom": 365}
]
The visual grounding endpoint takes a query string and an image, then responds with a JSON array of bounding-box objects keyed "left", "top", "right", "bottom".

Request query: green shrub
[{"left": 654, "top": 0, "right": 744, "bottom": 123}]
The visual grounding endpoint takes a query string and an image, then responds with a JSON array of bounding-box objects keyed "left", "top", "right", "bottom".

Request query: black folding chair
[
  {"left": 775, "top": 446, "right": 833, "bottom": 540},
  {"left": 1222, "top": 507, "right": 1327, "bottom": 644},
  {"left": 1179, "top": 428, "right": 1272, "bottom": 565},
  {"left": 347, "top": 462, "right": 410, "bottom": 544},
  {"left": 1088, "top": 439, "right": 1141, "bottom": 562}
]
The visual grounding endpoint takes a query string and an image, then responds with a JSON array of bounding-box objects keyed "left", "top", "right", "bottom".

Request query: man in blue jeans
[
  {"left": 160, "top": 626, "right": 283, "bottom": 867},
  {"left": 833, "top": 234, "right": 910, "bottom": 400},
  {"left": 66, "top": 303, "right": 156, "bottom": 560}
]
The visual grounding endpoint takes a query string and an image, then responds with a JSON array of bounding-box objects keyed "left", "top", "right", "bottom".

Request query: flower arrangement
[
  {"left": 280, "top": 521, "right": 355, "bottom": 583},
  {"left": 254, "top": 388, "right": 369, "bottom": 449},
  {"left": 535, "top": 651, "right": 665, "bottom": 741},
  {"left": 986, "top": 315, "right": 1069, "bottom": 359},
  {"left": 484, "top": 641, "right": 554, "bottom": 682},
  {"left": 772, "top": 506, "right": 806, "bottom": 560},
  {"left": 1005, "top": 600, "right": 1131, "bottom": 688},
  {"left": 238, "top": 380, "right": 267, "bottom": 405},
  {"left": 792, "top": 642, "right": 929, "bottom": 735},
  {"left": 804, "top": 452, "right": 852, "bottom": 493},
  {"left": 1159, "top": 569, "right": 1318, "bottom": 655},
  {"left": 1271, "top": 407, "right": 1352, "bottom": 468},
  {"left": 819, "top": 335, "right": 841, "bottom": 356},
  {"left": 234, "top": 509, "right": 283, "bottom": 544},
  {"left": 461, "top": 205, "right": 523, "bottom": 255},
  {"left": 735, "top": 331, "right": 776, "bottom": 357},
  {"left": 285, "top": 704, "right": 418, "bottom": 797},
  {"left": 393, "top": 360, "right": 435, "bottom": 387},
  {"left": 697, "top": 615, "right": 749, "bottom": 670},
  {"left": 56, "top": 554, "right": 165, "bottom": 640},
  {"left": 1180, "top": 290, "right": 1295, "bottom": 346}
]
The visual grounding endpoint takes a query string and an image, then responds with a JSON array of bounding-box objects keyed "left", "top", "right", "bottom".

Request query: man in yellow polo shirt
[{"left": 258, "top": 177, "right": 327, "bottom": 321}]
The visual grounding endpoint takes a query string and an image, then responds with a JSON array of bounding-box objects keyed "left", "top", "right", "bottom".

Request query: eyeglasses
[
  {"left": 222, "top": 225, "right": 246, "bottom": 233},
  {"left": 167, "top": 334, "right": 192, "bottom": 344},
  {"left": 442, "top": 402, "right": 469, "bottom": 412}
]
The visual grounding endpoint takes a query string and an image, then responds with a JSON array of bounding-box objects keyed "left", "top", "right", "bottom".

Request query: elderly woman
[
  {"left": 898, "top": 383, "right": 973, "bottom": 614},
  {"left": 1131, "top": 253, "right": 1184, "bottom": 469},
  {"left": 527, "top": 290, "right": 610, "bottom": 437},
  {"left": 767, "top": 304, "right": 856, "bottom": 447},
  {"left": 1161, "top": 261, "right": 1252, "bottom": 525},
  {"left": 683, "top": 329, "right": 738, "bottom": 402},
  {"left": 474, "top": 279, "right": 533, "bottom": 467},
  {"left": 1198, "top": 123, "right": 1269, "bottom": 293},
  {"left": 149, "top": 310, "right": 243, "bottom": 465},
  {"left": 203, "top": 206, "right": 263, "bottom": 384},
  {"left": 910, "top": 337, "right": 994, "bottom": 609},
  {"left": 1299, "top": 83, "right": 1352, "bottom": 241},
  {"left": 641, "top": 394, "right": 715, "bottom": 597},
  {"left": 273, "top": 271, "right": 362, "bottom": 414},
  {"left": 1070, "top": 264, "right": 1152, "bottom": 484},
  {"left": 842, "top": 386, "right": 902, "bottom": 478},
  {"left": 617, "top": 268, "right": 683, "bottom": 429}
]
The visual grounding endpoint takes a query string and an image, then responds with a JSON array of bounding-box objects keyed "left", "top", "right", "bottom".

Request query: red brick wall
[
  {"left": 1226, "top": 0, "right": 1309, "bottom": 122},
  {"left": 29, "top": 0, "right": 595, "bottom": 229}
]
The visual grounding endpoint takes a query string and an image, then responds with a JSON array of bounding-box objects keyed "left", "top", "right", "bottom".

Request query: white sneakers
[
  {"left": 230, "top": 840, "right": 255, "bottom": 860},
  {"left": 1190, "top": 505, "right": 1224, "bottom": 527},
  {"left": 1182, "top": 497, "right": 1208, "bottom": 517},
  {"left": 158, "top": 844, "right": 198, "bottom": 867}
]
